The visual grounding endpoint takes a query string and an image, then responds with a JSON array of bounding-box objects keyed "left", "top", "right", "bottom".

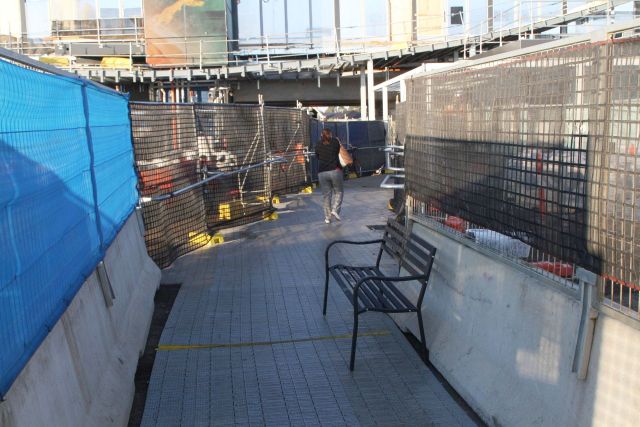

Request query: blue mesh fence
[{"left": 0, "top": 58, "right": 137, "bottom": 398}]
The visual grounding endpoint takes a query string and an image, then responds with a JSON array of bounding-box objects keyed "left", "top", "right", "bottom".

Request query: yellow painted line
[{"left": 157, "top": 330, "right": 391, "bottom": 351}]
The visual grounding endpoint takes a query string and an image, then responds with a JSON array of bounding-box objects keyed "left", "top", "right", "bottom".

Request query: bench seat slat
[
  {"left": 330, "top": 264, "right": 417, "bottom": 312},
  {"left": 350, "top": 268, "right": 407, "bottom": 311},
  {"left": 344, "top": 267, "right": 384, "bottom": 310},
  {"left": 331, "top": 265, "right": 380, "bottom": 310},
  {"left": 376, "top": 277, "right": 417, "bottom": 310},
  {"left": 330, "top": 266, "right": 368, "bottom": 311}
]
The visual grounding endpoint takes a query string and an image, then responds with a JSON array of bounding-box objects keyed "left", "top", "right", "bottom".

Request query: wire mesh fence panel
[
  {"left": 402, "top": 39, "right": 640, "bottom": 318},
  {"left": 388, "top": 104, "right": 406, "bottom": 213},
  {"left": 590, "top": 40, "right": 640, "bottom": 317},
  {"left": 131, "top": 102, "right": 302, "bottom": 268},
  {"left": 263, "top": 107, "right": 310, "bottom": 194},
  {"left": 130, "top": 103, "right": 206, "bottom": 268},
  {"left": 194, "top": 104, "right": 270, "bottom": 229}
]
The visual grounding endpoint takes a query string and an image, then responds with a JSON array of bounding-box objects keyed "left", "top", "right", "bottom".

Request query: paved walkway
[{"left": 141, "top": 176, "right": 478, "bottom": 426}]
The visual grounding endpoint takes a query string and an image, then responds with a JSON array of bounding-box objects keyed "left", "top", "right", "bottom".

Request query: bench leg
[
  {"left": 349, "top": 311, "right": 359, "bottom": 370},
  {"left": 323, "top": 269, "right": 330, "bottom": 315},
  {"left": 417, "top": 310, "right": 428, "bottom": 362}
]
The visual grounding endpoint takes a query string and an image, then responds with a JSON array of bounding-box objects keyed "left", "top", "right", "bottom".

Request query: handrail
[
  {"left": 4, "top": 1, "right": 628, "bottom": 74},
  {"left": 380, "top": 144, "right": 404, "bottom": 188},
  {"left": 380, "top": 174, "right": 405, "bottom": 189},
  {"left": 140, "top": 157, "right": 286, "bottom": 203}
]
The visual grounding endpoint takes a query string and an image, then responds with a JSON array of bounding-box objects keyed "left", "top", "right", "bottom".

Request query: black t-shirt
[{"left": 316, "top": 137, "right": 341, "bottom": 172}]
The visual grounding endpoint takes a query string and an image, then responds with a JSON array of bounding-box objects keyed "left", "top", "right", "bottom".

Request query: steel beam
[
  {"left": 367, "top": 59, "right": 375, "bottom": 120},
  {"left": 360, "top": 65, "right": 367, "bottom": 119}
]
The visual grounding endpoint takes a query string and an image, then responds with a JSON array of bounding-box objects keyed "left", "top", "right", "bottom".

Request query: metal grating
[{"left": 401, "top": 38, "right": 640, "bottom": 317}]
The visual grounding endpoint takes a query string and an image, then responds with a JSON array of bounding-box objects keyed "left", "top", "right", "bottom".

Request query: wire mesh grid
[
  {"left": 263, "top": 106, "right": 310, "bottom": 195},
  {"left": 194, "top": 104, "right": 271, "bottom": 229},
  {"left": 130, "top": 103, "right": 206, "bottom": 268},
  {"left": 130, "top": 102, "right": 311, "bottom": 268},
  {"left": 402, "top": 39, "right": 640, "bottom": 316}
]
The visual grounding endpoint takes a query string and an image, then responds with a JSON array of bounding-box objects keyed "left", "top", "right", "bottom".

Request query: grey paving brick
[{"left": 139, "top": 177, "right": 479, "bottom": 427}]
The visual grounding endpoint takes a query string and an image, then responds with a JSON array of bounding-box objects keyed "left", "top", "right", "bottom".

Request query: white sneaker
[
  {"left": 331, "top": 211, "right": 341, "bottom": 221},
  {"left": 324, "top": 218, "right": 330, "bottom": 224}
]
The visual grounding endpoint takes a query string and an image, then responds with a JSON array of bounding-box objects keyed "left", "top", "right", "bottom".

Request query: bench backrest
[
  {"left": 379, "top": 219, "right": 407, "bottom": 263},
  {"left": 400, "top": 230, "right": 436, "bottom": 286},
  {"left": 379, "top": 219, "right": 437, "bottom": 286}
]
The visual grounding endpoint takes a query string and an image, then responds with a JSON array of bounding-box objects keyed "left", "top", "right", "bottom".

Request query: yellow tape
[{"left": 157, "top": 330, "right": 390, "bottom": 351}]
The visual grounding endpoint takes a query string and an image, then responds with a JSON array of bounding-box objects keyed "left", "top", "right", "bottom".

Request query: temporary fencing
[
  {"left": 264, "top": 107, "right": 310, "bottom": 195},
  {"left": 131, "top": 103, "right": 311, "bottom": 268},
  {"left": 401, "top": 38, "right": 640, "bottom": 318},
  {"left": 0, "top": 55, "right": 137, "bottom": 397}
]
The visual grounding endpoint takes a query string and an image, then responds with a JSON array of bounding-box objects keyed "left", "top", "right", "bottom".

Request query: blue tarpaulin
[{"left": 0, "top": 58, "right": 138, "bottom": 398}]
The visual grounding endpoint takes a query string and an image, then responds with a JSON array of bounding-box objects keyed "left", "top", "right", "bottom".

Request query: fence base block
[{"left": 263, "top": 212, "right": 279, "bottom": 221}]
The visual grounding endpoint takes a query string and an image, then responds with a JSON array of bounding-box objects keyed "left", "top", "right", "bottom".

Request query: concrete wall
[
  {"left": 0, "top": 212, "right": 160, "bottom": 427},
  {"left": 395, "top": 219, "right": 640, "bottom": 427}
]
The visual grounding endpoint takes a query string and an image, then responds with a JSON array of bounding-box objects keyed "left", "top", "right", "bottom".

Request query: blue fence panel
[
  {"left": 85, "top": 86, "right": 138, "bottom": 244},
  {"left": 308, "top": 119, "right": 386, "bottom": 180},
  {"left": 347, "top": 121, "right": 386, "bottom": 173},
  {"left": 0, "top": 59, "right": 138, "bottom": 398}
]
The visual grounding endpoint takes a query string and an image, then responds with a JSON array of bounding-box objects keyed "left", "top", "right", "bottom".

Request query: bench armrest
[
  {"left": 325, "top": 239, "right": 384, "bottom": 268},
  {"left": 352, "top": 274, "right": 427, "bottom": 308}
]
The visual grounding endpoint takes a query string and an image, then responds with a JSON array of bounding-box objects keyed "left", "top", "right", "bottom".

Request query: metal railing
[
  {"left": 139, "top": 157, "right": 286, "bottom": 203},
  {"left": 0, "top": 1, "right": 631, "bottom": 70},
  {"left": 379, "top": 146, "right": 405, "bottom": 190}
]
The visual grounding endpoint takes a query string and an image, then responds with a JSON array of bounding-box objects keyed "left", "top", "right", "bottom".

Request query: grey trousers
[{"left": 318, "top": 169, "right": 344, "bottom": 219}]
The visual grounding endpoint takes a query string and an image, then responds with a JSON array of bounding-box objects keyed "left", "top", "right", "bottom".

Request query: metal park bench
[{"left": 323, "top": 219, "right": 437, "bottom": 370}]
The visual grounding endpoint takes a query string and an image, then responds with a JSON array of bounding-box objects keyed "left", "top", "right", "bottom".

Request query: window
[{"left": 451, "top": 6, "right": 463, "bottom": 26}]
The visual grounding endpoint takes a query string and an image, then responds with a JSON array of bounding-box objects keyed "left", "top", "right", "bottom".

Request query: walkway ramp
[{"left": 141, "top": 176, "right": 477, "bottom": 426}]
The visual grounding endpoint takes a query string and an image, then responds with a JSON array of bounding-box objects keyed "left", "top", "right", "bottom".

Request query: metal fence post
[{"left": 572, "top": 268, "right": 599, "bottom": 380}]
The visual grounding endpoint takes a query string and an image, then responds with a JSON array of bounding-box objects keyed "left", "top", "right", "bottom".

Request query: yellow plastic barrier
[
  {"left": 39, "top": 56, "right": 70, "bottom": 67},
  {"left": 100, "top": 57, "right": 132, "bottom": 69}
]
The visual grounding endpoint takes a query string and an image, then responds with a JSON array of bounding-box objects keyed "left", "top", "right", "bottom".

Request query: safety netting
[
  {"left": 402, "top": 38, "right": 640, "bottom": 309},
  {"left": 131, "top": 102, "right": 312, "bottom": 268},
  {"left": 0, "top": 58, "right": 137, "bottom": 397}
]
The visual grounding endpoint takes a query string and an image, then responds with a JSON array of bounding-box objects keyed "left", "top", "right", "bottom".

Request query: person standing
[{"left": 316, "top": 129, "right": 344, "bottom": 223}]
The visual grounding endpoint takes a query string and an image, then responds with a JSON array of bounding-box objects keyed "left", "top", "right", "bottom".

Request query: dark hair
[{"left": 321, "top": 128, "right": 332, "bottom": 145}]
